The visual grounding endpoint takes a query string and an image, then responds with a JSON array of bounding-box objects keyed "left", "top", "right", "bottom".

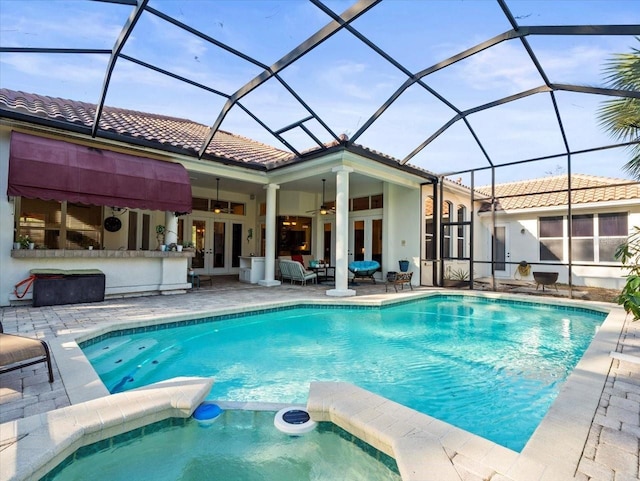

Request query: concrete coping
[{"left": 0, "top": 377, "right": 213, "bottom": 481}]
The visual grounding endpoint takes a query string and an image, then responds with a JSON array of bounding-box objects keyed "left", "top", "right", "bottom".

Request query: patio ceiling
[{"left": 0, "top": 0, "right": 639, "bottom": 186}]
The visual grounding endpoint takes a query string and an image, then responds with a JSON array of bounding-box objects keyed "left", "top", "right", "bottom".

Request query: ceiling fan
[
  {"left": 212, "top": 177, "right": 230, "bottom": 214},
  {"left": 306, "top": 179, "right": 336, "bottom": 215}
]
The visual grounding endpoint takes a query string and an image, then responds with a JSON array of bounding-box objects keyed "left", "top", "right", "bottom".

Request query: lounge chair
[
  {"left": 0, "top": 322, "right": 54, "bottom": 383},
  {"left": 279, "top": 259, "right": 318, "bottom": 286},
  {"left": 348, "top": 260, "right": 380, "bottom": 284}
]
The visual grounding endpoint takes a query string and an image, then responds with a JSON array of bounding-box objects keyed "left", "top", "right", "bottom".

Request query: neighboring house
[
  {"left": 0, "top": 89, "right": 436, "bottom": 306},
  {"left": 475, "top": 175, "right": 640, "bottom": 289}
]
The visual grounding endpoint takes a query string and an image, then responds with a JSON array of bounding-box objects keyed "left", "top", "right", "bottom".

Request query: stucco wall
[{"left": 476, "top": 205, "right": 640, "bottom": 289}]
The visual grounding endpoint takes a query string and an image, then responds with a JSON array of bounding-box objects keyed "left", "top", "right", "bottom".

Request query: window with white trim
[
  {"left": 539, "top": 216, "right": 563, "bottom": 261},
  {"left": 539, "top": 212, "right": 628, "bottom": 263}
]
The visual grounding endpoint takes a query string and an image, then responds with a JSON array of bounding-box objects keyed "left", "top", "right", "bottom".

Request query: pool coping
[{"left": 0, "top": 290, "right": 623, "bottom": 481}]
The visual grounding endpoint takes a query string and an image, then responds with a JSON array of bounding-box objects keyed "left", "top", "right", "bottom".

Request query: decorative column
[
  {"left": 164, "top": 212, "right": 178, "bottom": 246},
  {"left": 258, "top": 183, "right": 281, "bottom": 287},
  {"left": 327, "top": 166, "right": 355, "bottom": 297}
]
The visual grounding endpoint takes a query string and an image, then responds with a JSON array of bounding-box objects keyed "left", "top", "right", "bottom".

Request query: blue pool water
[
  {"left": 42, "top": 410, "right": 402, "bottom": 481},
  {"left": 82, "top": 295, "right": 607, "bottom": 451}
]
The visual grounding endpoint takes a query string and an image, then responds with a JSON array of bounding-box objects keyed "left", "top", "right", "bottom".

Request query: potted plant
[
  {"left": 443, "top": 266, "right": 470, "bottom": 288},
  {"left": 18, "top": 235, "right": 31, "bottom": 250},
  {"left": 398, "top": 259, "right": 410, "bottom": 272},
  {"left": 183, "top": 241, "right": 195, "bottom": 252}
]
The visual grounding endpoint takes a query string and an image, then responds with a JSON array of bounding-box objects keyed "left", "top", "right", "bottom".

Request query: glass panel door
[
  {"left": 322, "top": 221, "right": 334, "bottom": 265},
  {"left": 213, "top": 221, "right": 225, "bottom": 268},
  {"left": 353, "top": 220, "right": 365, "bottom": 261},
  {"left": 191, "top": 218, "right": 210, "bottom": 271},
  {"left": 372, "top": 218, "right": 382, "bottom": 267},
  {"left": 349, "top": 216, "right": 382, "bottom": 279},
  {"left": 494, "top": 225, "right": 510, "bottom": 276},
  {"left": 191, "top": 219, "right": 244, "bottom": 274}
]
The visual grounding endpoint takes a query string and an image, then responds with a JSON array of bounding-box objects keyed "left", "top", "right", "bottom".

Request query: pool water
[
  {"left": 42, "top": 410, "right": 402, "bottom": 481},
  {"left": 83, "top": 295, "right": 606, "bottom": 451}
]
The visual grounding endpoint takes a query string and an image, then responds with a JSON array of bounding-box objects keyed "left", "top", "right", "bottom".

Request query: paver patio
[{"left": 0, "top": 280, "right": 638, "bottom": 481}]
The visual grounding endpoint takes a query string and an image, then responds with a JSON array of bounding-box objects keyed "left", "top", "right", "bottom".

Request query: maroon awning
[{"left": 8, "top": 131, "right": 192, "bottom": 213}]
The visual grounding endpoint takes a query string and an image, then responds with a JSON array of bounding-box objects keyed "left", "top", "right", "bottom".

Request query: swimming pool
[
  {"left": 82, "top": 295, "right": 607, "bottom": 451},
  {"left": 41, "top": 409, "right": 402, "bottom": 481}
]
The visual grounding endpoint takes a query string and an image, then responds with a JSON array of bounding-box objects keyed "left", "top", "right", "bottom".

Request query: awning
[{"left": 8, "top": 132, "right": 192, "bottom": 213}]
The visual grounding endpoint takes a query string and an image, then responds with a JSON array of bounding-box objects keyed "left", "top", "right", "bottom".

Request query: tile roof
[
  {"left": 0, "top": 89, "right": 294, "bottom": 166},
  {"left": 0, "top": 89, "right": 438, "bottom": 181},
  {"left": 476, "top": 174, "right": 640, "bottom": 212}
]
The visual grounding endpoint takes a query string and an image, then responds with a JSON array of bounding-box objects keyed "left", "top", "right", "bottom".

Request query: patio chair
[
  {"left": 348, "top": 260, "right": 380, "bottom": 284},
  {"left": 279, "top": 259, "right": 318, "bottom": 286},
  {"left": 0, "top": 322, "right": 54, "bottom": 383}
]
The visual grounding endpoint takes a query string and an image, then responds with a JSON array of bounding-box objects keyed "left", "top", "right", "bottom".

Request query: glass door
[
  {"left": 349, "top": 216, "right": 383, "bottom": 278},
  {"left": 189, "top": 217, "right": 244, "bottom": 274},
  {"left": 322, "top": 221, "right": 334, "bottom": 265},
  {"left": 494, "top": 224, "right": 510, "bottom": 277}
]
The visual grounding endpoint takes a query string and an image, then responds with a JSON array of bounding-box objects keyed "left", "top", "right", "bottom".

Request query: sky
[{"left": 0, "top": 0, "right": 639, "bottom": 186}]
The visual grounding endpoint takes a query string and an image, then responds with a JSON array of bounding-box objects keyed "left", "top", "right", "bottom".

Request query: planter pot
[
  {"left": 29, "top": 243, "right": 35, "bottom": 250},
  {"left": 177, "top": 245, "right": 183, "bottom": 252},
  {"left": 398, "top": 260, "right": 409, "bottom": 272},
  {"left": 160, "top": 245, "right": 167, "bottom": 252},
  {"left": 443, "top": 279, "right": 470, "bottom": 288},
  {"left": 13, "top": 242, "right": 21, "bottom": 250}
]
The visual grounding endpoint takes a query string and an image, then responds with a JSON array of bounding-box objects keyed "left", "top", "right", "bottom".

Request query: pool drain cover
[{"left": 274, "top": 407, "right": 317, "bottom": 435}]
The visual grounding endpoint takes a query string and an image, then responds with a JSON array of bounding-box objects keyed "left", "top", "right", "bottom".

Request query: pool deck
[{"left": 0, "top": 278, "right": 638, "bottom": 481}]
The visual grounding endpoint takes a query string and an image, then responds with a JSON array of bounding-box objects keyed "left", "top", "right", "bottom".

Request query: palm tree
[
  {"left": 597, "top": 38, "right": 640, "bottom": 179},
  {"left": 598, "top": 40, "right": 640, "bottom": 320}
]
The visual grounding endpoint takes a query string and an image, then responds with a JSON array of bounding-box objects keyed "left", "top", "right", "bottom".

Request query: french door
[
  {"left": 349, "top": 216, "right": 383, "bottom": 276},
  {"left": 190, "top": 217, "right": 244, "bottom": 275}
]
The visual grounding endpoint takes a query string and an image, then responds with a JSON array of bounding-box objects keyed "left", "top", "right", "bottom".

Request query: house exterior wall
[
  {"left": 385, "top": 182, "right": 421, "bottom": 283},
  {"left": 477, "top": 203, "right": 640, "bottom": 289}
]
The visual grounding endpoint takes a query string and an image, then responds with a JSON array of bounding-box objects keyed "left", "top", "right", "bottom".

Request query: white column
[
  {"left": 327, "top": 166, "right": 355, "bottom": 297},
  {"left": 164, "top": 212, "right": 178, "bottom": 246},
  {"left": 258, "top": 183, "right": 281, "bottom": 287}
]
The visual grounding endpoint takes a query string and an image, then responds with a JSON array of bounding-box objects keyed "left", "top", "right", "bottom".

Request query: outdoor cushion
[
  {"left": 291, "top": 254, "right": 305, "bottom": 266},
  {"left": 348, "top": 260, "right": 380, "bottom": 272},
  {"left": 348, "top": 260, "right": 380, "bottom": 284},
  {"left": 0, "top": 326, "right": 54, "bottom": 383}
]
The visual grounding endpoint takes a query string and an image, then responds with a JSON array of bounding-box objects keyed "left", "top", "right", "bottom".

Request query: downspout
[
  {"left": 470, "top": 171, "right": 475, "bottom": 289},
  {"left": 491, "top": 167, "right": 496, "bottom": 291},
  {"left": 436, "top": 177, "right": 443, "bottom": 286},
  {"left": 567, "top": 154, "right": 573, "bottom": 299}
]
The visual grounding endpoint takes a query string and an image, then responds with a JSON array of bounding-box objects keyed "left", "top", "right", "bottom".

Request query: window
[
  {"left": 571, "top": 214, "right": 594, "bottom": 262},
  {"left": 18, "top": 198, "right": 103, "bottom": 249},
  {"left": 442, "top": 201, "right": 452, "bottom": 258},
  {"left": 192, "top": 197, "right": 209, "bottom": 211},
  {"left": 191, "top": 196, "right": 245, "bottom": 215},
  {"left": 349, "top": 194, "right": 382, "bottom": 211},
  {"left": 457, "top": 205, "right": 466, "bottom": 259},
  {"left": 599, "top": 212, "right": 628, "bottom": 262},
  {"left": 424, "top": 196, "right": 435, "bottom": 259},
  {"left": 351, "top": 196, "right": 369, "bottom": 211},
  {"left": 539, "top": 212, "right": 628, "bottom": 263},
  {"left": 539, "top": 216, "right": 563, "bottom": 261}
]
